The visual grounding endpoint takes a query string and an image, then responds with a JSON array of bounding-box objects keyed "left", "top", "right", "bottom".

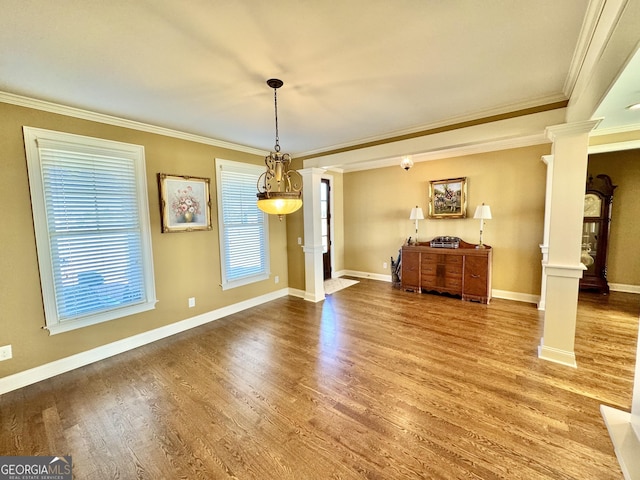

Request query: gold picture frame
[
  {"left": 158, "top": 173, "right": 212, "bottom": 232},
  {"left": 428, "top": 177, "right": 467, "bottom": 218}
]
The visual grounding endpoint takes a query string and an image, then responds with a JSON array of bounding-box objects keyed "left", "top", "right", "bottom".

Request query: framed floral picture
[
  {"left": 158, "top": 173, "right": 212, "bottom": 232},
  {"left": 428, "top": 177, "right": 467, "bottom": 218}
]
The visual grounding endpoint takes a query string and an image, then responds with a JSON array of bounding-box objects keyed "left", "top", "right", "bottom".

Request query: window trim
[
  {"left": 24, "top": 127, "right": 157, "bottom": 334},
  {"left": 215, "top": 158, "right": 270, "bottom": 290}
]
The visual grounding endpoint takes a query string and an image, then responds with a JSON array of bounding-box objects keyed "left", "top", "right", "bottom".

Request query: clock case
[{"left": 580, "top": 174, "right": 616, "bottom": 294}]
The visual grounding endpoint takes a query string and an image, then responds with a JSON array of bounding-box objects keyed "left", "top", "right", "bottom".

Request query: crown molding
[
  {"left": 337, "top": 133, "right": 549, "bottom": 173},
  {"left": 590, "top": 122, "right": 640, "bottom": 137},
  {"left": 545, "top": 119, "right": 601, "bottom": 141},
  {"left": 563, "top": 0, "right": 608, "bottom": 98},
  {"left": 0, "top": 91, "right": 269, "bottom": 156},
  {"left": 588, "top": 139, "right": 640, "bottom": 154},
  {"left": 297, "top": 94, "right": 567, "bottom": 159}
]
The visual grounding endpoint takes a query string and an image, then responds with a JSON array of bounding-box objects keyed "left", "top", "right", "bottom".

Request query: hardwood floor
[{"left": 1, "top": 280, "right": 638, "bottom": 479}]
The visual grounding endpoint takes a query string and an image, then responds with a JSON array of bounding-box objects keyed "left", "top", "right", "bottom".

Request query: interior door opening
[{"left": 321, "top": 178, "right": 331, "bottom": 280}]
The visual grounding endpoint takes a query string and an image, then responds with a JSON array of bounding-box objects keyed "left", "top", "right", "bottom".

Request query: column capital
[
  {"left": 540, "top": 154, "right": 553, "bottom": 166},
  {"left": 298, "top": 167, "right": 327, "bottom": 177},
  {"left": 545, "top": 119, "right": 601, "bottom": 142}
]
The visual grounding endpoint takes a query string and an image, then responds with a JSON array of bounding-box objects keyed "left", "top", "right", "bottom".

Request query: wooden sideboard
[{"left": 401, "top": 240, "right": 492, "bottom": 303}]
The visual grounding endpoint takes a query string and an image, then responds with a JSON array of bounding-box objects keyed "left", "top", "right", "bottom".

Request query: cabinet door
[
  {"left": 402, "top": 250, "right": 420, "bottom": 291},
  {"left": 463, "top": 256, "right": 488, "bottom": 297}
]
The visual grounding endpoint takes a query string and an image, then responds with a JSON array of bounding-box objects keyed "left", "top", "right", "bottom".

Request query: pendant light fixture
[{"left": 256, "top": 78, "right": 302, "bottom": 220}]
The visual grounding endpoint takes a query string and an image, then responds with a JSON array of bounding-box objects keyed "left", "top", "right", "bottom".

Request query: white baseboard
[
  {"left": 538, "top": 339, "right": 577, "bottom": 368},
  {"left": 287, "top": 287, "right": 306, "bottom": 299},
  {"left": 492, "top": 289, "right": 540, "bottom": 304},
  {"left": 610, "top": 283, "right": 640, "bottom": 294},
  {"left": 0, "top": 288, "right": 290, "bottom": 395},
  {"left": 339, "top": 269, "right": 393, "bottom": 282}
]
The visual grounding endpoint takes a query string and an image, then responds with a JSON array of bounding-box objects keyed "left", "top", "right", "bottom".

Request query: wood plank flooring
[{"left": 1, "top": 279, "right": 638, "bottom": 479}]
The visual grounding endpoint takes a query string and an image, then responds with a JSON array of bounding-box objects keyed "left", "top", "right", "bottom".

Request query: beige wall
[
  {"left": 588, "top": 149, "right": 640, "bottom": 286},
  {"left": 0, "top": 102, "right": 289, "bottom": 378},
  {"left": 330, "top": 171, "right": 345, "bottom": 275},
  {"left": 286, "top": 161, "right": 305, "bottom": 290},
  {"left": 342, "top": 145, "right": 551, "bottom": 296}
]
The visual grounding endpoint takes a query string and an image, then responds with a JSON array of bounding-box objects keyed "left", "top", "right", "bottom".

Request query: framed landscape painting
[
  {"left": 428, "top": 177, "right": 467, "bottom": 219},
  {"left": 158, "top": 173, "right": 212, "bottom": 232}
]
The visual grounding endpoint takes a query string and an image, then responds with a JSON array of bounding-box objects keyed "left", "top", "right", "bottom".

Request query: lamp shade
[
  {"left": 257, "top": 192, "right": 302, "bottom": 216},
  {"left": 409, "top": 206, "right": 424, "bottom": 220},
  {"left": 473, "top": 204, "right": 492, "bottom": 220}
]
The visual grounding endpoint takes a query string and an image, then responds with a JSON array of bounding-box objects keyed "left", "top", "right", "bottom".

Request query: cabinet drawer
[
  {"left": 444, "top": 276, "right": 462, "bottom": 289},
  {"left": 444, "top": 264, "right": 462, "bottom": 277},
  {"left": 445, "top": 255, "right": 463, "bottom": 265},
  {"left": 421, "top": 263, "right": 437, "bottom": 275},
  {"left": 421, "top": 253, "right": 439, "bottom": 264},
  {"left": 421, "top": 274, "right": 437, "bottom": 287}
]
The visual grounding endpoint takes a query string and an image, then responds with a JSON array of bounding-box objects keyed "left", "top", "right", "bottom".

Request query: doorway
[{"left": 321, "top": 178, "right": 331, "bottom": 280}]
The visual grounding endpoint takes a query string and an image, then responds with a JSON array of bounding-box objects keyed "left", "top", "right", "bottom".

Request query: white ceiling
[
  {"left": 593, "top": 46, "right": 640, "bottom": 131},
  {"left": 0, "top": 0, "right": 637, "bottom": 157}
]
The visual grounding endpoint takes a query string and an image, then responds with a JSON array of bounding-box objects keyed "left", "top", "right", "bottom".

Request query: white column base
[
  {"left": 539, "top": 263, "right": 585, "bottom": 368},
  {"left": 537, "top": 338, "right": 577, "bottom": 368},
  {"left": 601, "top": 405, "right": 640, "bottom": 480},
  {"left": 303, "top": 244, "right": 325, "bottom": 303},
  {"left": 304, "top": 290, "right": 326, "bottom": 303}
]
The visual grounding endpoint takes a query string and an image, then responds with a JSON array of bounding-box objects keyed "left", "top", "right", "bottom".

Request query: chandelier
[{"left": 256, "top": 78, "right": 302, "bottom": 220}]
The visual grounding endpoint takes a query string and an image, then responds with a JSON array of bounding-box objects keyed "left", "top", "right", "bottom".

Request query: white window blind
[
  {"left": 216, "top": 159, "right": 269, "bottom": 289},
  {"left": 24, "top": 127, "right": 156, "bottom": 334}
]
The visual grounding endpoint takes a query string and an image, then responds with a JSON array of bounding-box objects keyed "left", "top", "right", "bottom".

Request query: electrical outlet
[
  {"left": 383, "top": 262, "right": 388, "bottom": 269},
  {"left": 0, "top": 345, "right": 12, "bottom": 361},
  {"left": 274, "top": 276, "right": 280, "bottom": 284},
  {"left": 188, "top": 297, "right": 196, "bottom": 308},
  {"left": 297, "top": 237, "right": 302, "bottom": 245}
]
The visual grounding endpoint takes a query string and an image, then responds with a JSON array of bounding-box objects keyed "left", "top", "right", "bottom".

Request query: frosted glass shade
[
  {"left": 257, "top": 193, "right": 302, "bottom": 216},
  {"left": 400, "top": 157, "right": 414, "bottom": 170}
]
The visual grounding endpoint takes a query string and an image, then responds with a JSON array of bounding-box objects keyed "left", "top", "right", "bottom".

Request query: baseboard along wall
[{"left": 0, "top": 288, "right": 290, "bottom": 395}]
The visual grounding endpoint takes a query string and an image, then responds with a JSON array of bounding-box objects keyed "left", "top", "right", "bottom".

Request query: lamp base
[{"left": 476, "top": 244, "right": 486, "bottom": 249}]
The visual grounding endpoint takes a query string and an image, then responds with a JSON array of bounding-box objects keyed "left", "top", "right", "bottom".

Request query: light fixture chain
[{"left": 273, "top": 87, "right": 280, "bottom": 152}]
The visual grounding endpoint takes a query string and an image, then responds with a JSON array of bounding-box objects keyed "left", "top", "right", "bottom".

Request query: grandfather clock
[{"left": 579, "top": 174, "right": 616, "bottom": 294}]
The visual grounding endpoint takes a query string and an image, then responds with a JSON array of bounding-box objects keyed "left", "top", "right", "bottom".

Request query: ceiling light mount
[
  {"left": 257, "top": 79, "right": 302, "bottom": 220},
  {"left": 400, "top": 156, "right": 414, "bottom": 171},
  {"left": 266, "top": 78, "right": 284, "bottom": 89}
]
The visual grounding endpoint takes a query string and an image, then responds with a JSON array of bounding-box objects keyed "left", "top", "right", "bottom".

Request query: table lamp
[
  {"left": 473, "top": 203, "right": 492, "bottom": 249},
  {"left": 409, "top": 206, "right": 424, "bottom": 244}
]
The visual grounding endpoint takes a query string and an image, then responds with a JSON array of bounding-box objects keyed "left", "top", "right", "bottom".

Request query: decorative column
[
  {"left": 601, "top": 324, "right": 640, "bottom": 478},
  {"left": 299, "top": 168, "right": 326, "bottom": 302},
  {"left": 538, "top": 154, "right": 553, "bottom": 311},
  {"left": 538, "top": 120, "right": 599, "bottom": 367}
]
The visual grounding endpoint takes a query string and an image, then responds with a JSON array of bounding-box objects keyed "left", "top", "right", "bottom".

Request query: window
[
  {"left": 24, "top": 127, "right": 156, "bottom": 334},
  {"left": 215, "top": 159, "right": 269, "bottom": 290}
]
